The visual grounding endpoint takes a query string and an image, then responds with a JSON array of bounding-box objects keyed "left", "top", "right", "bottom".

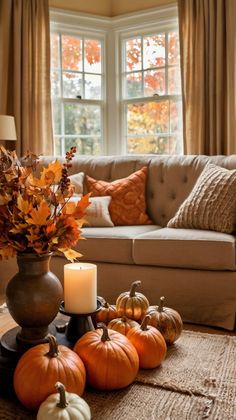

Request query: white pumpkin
[{"left": 37, "top": 382, "right": 91, "bottom": 420}]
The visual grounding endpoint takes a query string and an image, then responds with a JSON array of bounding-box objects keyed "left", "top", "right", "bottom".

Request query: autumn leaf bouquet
[{"left": 0, "top": 146, "right": 90, "bottom": 262}]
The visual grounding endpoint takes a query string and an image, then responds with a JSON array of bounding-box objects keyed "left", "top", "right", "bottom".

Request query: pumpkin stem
[
  {"left": 121, "top": 316, "right": 127, "bottom": 322},
  {"left": 130, "top": 280, "right": 141, "bottom": 297},
  {"left": 104, "top": 301, "right": 109, "bottom": 308},
  {"left": 158, "top": 296, "right": 165, "bottom": 313},
  {"left": 140, "top": 315, "right": 151, "bottom": 331},
  {"left": 46, "top": 334, "right": 59, "bottom": 357},
  {"left": 55, "top": 382, "right": 68, "bottom": 409},
  {"left": 97, "top": 322, "right": 111, "bottom": 342}
]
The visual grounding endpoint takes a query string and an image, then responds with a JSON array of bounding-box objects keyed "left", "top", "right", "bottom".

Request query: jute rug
[{"left": 0, "top": 330, "right": 235, "bottom": 420}]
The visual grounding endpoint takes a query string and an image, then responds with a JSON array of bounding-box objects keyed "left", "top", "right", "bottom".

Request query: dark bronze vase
[{"left": 5, "top": 252, "right": 63, "bottom": 347}]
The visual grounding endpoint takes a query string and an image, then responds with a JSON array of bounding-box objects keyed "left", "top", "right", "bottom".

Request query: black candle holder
[{"left": 56, "top": 297, "right": 103, "bottom": 348}]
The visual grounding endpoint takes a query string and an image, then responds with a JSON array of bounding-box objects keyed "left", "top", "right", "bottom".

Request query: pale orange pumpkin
[
  {"left": 116, "top": 280, "right": 149, "bottom": 321},
  {"left": 73, "top": 323, "right": 139, "bottom": 390},
  {"left": 107, "top": 316, "right": 139, "bottom": 335},
  {"left": 95, "top": 301, "right": 118, "bottom": 325},
  {"left": 146, "top": 296, "right": 183, "bottom": 345},
  {"left": 14, "top": 335, "right": 86, "bottom": 411},
  {"left": 127, "top": 315, "right": 167, "bottom": 369}
]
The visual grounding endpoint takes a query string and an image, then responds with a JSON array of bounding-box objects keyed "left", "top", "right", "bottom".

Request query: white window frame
[{"left": 50, "top": 4, "right": 180, "bottom": 156}]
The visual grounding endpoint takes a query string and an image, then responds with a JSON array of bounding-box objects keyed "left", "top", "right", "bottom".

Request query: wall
[
  {"left": 49, "top": 0, "right": 174, "bottom": 16},
  {"left": 49, "top": 0, "right": 111, "bottom": 16}
]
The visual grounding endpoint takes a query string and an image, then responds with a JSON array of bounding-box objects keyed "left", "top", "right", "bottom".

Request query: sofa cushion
[
  {"left": 70, "top": 196, "right": 114, "bottom": 227},
  {"left": 167, "top": 163, "right": 236, "bottom": 233},
  {"left": 76, "top": 225, "right": 160, "bottom": 264},
  {"left": 69, "top": 172, "right": 84, "bottom": 195},
  {"left": 86, "top": 167, "right": 152, "bottom": 226},
  {"left": 133, "top": 227, "right": 236, "bottom": 270}
]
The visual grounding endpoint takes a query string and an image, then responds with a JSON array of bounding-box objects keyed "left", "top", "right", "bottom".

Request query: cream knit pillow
[{"left": 167, "top": 164, "right": 236, "bottom": 233}]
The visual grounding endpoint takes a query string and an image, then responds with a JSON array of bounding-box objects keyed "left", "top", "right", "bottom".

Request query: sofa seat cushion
[
  {"left": 133, "top": 228, "right": 236, "bottom": 270},
  {"left": 77, "top": 225, "right": 160, "bottom": 264}
]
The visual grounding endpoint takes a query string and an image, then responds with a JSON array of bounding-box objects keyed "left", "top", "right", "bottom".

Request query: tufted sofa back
[{"left": 40, "top": 154, "right": 236, "bottom": 227}]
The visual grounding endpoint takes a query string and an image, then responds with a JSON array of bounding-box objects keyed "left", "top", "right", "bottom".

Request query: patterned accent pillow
[
  {"left": 86, "top": 166, "right": 152, "bottom": 226},
  {"left": 167, "top": 163, "right": 236, "bottom": 233}
]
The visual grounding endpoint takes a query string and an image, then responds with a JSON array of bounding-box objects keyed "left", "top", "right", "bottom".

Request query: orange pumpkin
[
  {"left": 146, "top": 296, "right": 183, "bottom": 345},
  {"left": 14, "top": 335, "right": 86, "bottom": 411},
  {"left": 127, "top": 315, "right": 167, "bottom": 369},
  {"left": 95, "top": 301, "right": 118, "bottom": 325},
  {"left": 116, "top": 280, "right": 149, "bottom": 321},
  {"left": 107, "top": 316, "right": 139, "bottom": 335},
  {"left": 73, "top": 323, "right": 139, "bottom": 390}
]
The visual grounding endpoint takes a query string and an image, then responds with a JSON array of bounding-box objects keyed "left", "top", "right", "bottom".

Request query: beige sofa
[{"left": 1, "top": 154, "right": 236, "bottom": 330}]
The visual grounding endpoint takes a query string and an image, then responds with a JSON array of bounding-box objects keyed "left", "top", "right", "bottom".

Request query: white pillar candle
[{"left": 64, "top": 263, "right": 97, "bottom": 314}]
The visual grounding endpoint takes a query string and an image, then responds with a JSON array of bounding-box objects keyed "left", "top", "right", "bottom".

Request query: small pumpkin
[
  {"left": 107, "top": 316, "right": 139, "bottom": 336},
  {"left": 116, "top": 280, "right": 149, "bottom": 321},
  {"left": 14, "top": 335, "right": 86, "bottom": 411},
  {"left": 37, "top": 382, "right": 91, "bottom": 420},
  {"left": 127, "top": 315, "right": 167, "bottom": 369},
  {"left": 95, "top": 301, "right": 118, "bottom": 325},
  {"left": 73, "top": 323, "right": 139, "bottom": 390},
  {"left": 146, "top": 296, "right": 183, "bottom": 345}
]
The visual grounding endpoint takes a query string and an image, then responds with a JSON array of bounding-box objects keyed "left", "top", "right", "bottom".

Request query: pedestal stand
[{"left": 56, "top": 299, "right": 102, "bottom": 347}]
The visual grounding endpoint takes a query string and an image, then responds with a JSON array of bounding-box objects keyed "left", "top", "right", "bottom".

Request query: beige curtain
[
  {"left": 178, "top": 0, "right": 236, "bottom": 155},
  {"left": 0, "top": 0, "right": 53, "bottom": 155}
]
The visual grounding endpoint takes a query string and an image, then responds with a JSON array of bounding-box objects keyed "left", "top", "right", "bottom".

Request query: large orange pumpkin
[
  {"left": 95, "top": 301, "right": 118, "bottom": 325},
  {"left": 73, "top": 323, "right": 139, "bottom": 390},
  {"left": 127, "top": 315, "right": 167, "bottom": 369},
  {"left": 116, "top": 280, "right": 149, "bottom": 321},
  {"left": 107, "top": 316, "right": 139, "bottom": 335},
  {"left": 146, "top": 296, "right": 183, "bottom": 345},
  {"left": 14, "top": 335, "right": 86, "bottom": 411}
]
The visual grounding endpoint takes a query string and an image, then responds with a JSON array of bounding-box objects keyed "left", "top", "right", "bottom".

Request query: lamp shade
[{"left": 0, "top": 115, "right": 17, "bottom": 141}]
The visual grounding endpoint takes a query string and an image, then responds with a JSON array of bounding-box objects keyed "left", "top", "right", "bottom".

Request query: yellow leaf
[
  {"left": 58, "top": 248, "right": 82, "bottom": 262},
  {"left": 41, "top": 160, "right": 62, "bottom": 184},
  {"left": 26, "top": 200, "right": 51, "bottom": 225},
  {"left": 17, "top": 195, "right": 31, "bottom": 214}
]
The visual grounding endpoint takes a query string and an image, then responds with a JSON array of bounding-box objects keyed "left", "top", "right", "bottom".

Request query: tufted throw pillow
[
  {"left": 86, "top": 166, "right": 152, "bottom": 225},
  {"left": 167, "top": 163, "right": 236, "bottom": 233}
]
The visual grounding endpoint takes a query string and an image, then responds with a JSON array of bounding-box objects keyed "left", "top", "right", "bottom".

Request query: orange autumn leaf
[{"left": 26, "top": 201, "right": 51, "bottom": 225}]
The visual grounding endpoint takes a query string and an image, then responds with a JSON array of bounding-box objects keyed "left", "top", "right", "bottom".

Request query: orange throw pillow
[{"left": 86, "top": 166, "right": 152, "bottom": 226}]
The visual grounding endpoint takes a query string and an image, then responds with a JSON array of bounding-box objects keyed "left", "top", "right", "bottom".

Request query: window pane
[
  {"left": 54, "top": 136, "right": 62, "bottom": 155},
  {"left": 170, "top": 100, "right": 182, "bottom": 133},
  {"left": 62, "top": 36, "right": 82, "bottom": 71},
  {"left": 51, "top": 71, "right": 61, "bottom": 97},
  {"left": 125, "top": 38, "right": 142, "bottom": 72},
  {"left": 144, "top": 69, "right": 165, "bottom": 96},
  {"left": 168, "top": 67, "right": 181, "bottom": 94},
  {"left": 51, "top": 33, "right": 60, "bottom": 68},
  {"left": 168, "top": 32, "right": 180, "bottom": 65},
  {"left": 85, "top": 74, "right": 101, "bottom": 99},
  {"left": 63, "top": 137, "right": 101, "bottom": 155},
  {"left": 125, "top": 72, "right": 142, "bottom": 98},
  {"left": 84, "top": 39, "right": 102, "bottom": 73},
  {"left": 64, "top": 104, "right": 101, "bottom": 136},
  {"left": 143, "top": 35, "right": 165, "bottom": 69},
  {"left": 52, "top": 103, "right": 61, "bottom": 134},
  {"left": 127, "top": 136, "right": 175, "bottom": 154},
  {"left": 62, "top": 72, "right": 82, "bottom": 98},
  {"left": 127, "top": 101, "right": 169, "bottom": 135}
]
